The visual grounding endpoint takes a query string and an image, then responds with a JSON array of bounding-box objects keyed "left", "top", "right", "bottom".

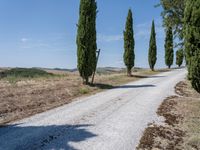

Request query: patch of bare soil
[
  {"left": 175, "top": 81, "right": 190, "bottom": 97},
  {"left": 0, "top": 75, "right": 82, "bottom": 125},
  {"left": 137, "top": 124, "right": 184, "bottom": 150},
  {"left": 137, "top": 80, "right": 200, "bottom": 150},
  {"left": 175, "top": 81, "right": 200, "bottom": 98},
  {"left": 157, "top": 96, "right": 182, "bottom": 126}
]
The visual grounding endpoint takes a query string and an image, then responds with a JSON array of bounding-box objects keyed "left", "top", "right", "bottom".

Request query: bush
[
  {"left": 190, "top": 53, "right": 200, "bottom": 93},
  {"left": 79, "top": 87, "right": 90, "bottom": 94},
  {"left": 0, "top": 68, "right": 54, "bottom": 78}
]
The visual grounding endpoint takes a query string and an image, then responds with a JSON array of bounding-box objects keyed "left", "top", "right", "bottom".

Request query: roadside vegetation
[
  {"left": 137, "top": 80, "right": 200, "bottom": 150},
  {"left": 184, "top": 0, "right": 200, "bottom": 92},
  {"left": 0, "top": 68, "right": 57, "bottom": 84},
  {"left": 159, "top": 0, "right": 200, "bottom": 93}
]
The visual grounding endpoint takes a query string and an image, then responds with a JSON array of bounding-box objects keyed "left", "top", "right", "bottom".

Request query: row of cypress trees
[
  {"left": 76, "top": 0, "right": 184, "bottom": 84},
  {"left": 123, "top": 9, "right": 183, "bottom": 75}
]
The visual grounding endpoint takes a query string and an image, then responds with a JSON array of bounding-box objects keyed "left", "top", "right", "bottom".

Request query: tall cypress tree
[
  {"left": 165, "top": 26, "right": 174, "bottom": 69},
  {"left": 76, "top": 0, "right": 97, "bottom": 84},
  {"left": 176, "top": 49, "right": 184, "bottom": 67},
  {"left": 184, "top": 0, "right": 200, "bottom": 92},
  {"left": 123, "top": 9, "right": 135, "bottom": 76},
  {"left": 148, "top": 20, "right": 157, "bottom": 71}
]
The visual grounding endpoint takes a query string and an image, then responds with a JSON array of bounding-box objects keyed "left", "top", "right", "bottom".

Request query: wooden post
[{"left": 91, "top": 49, "right": 100, "bottom": 84}]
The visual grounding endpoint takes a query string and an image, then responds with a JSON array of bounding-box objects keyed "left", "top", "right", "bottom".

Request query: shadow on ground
[
  {"left": 91, "top": 83, "right": 156, "bottom": 90},
  {"left": 90, "top": 74, "right": 164, "bottom": 90},
  {"left": 116, "top": 84, "right": 155, "bottom": 89},
  {"left": 132, "top": 75, "right": 166, "bottom": 79},
  {"left": 0, "top": 124, "right": 97, "bottom": 150}
]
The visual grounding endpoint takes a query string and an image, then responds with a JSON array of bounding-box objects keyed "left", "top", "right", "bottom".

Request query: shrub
[
  {"left": 0, "top": 68, "right": 54, "bottom": 78},
  {"left": 190, "top": 53, "right": 200, "bottom": 93}
]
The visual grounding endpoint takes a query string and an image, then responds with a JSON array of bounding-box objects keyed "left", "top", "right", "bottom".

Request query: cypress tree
[
  {"left": 190, "top": 52, "right": 200, "bottom": 93},
  {"left": 123, "top": 9, "right": 135, "bottom": 76},
  {"left": 165, "top": 26, "right": 174, "bottom": 69},
  {"left": 76, "top": 0, "right": 97, "bottom": 84},
  {"left": 148, "top": 20, "right": 157, "bottom": 71},
  {"left": 176, "top": 49, "right": 184, "bottom": 67},
  {"left": 184, "top": 0, "right": 200, "bottom": 92}
]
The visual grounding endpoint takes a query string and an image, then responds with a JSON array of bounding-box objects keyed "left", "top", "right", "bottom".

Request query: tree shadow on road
[
  {"left": 0, "top": 124, "right": 97, "bottom": 150},
  {"left": 115, "top": 84, "right": 156, "bottom": 89},
  {"left": 91, "top": 83, "right": 156, "bottom": 90},
  {"left": 131, "top": 75, "right": 166, "bottom": 79}
]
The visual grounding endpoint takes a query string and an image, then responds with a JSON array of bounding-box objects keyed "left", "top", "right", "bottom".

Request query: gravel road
[{"left": 0, "top": 69, "right": 187, "bottom": 150}]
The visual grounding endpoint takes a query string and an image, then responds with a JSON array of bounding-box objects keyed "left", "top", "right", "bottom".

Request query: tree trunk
[
  {"left": 127, "top": 69, "right": 132, "bottom": 77},
  {"left": 82, "top": 77, "right": 89, "bottom": 85}
]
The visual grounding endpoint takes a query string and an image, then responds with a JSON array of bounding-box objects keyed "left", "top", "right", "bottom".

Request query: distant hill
[{"left": 0, "top": 67, "right": 146, "bottom": 75}]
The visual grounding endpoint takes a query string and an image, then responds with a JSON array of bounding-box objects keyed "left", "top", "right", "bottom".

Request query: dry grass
[
  {"left": 176, "top": 81, "right": 200, "bottom": 150},
  {"left": 137, "top": 80, "right": 200, "bottom": 150},
  {"left": 0, "top": 68, "right": 161, "bottom": 126}
]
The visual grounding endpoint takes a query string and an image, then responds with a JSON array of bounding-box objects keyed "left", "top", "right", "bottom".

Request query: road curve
[{"left": 0, "top": 69, "right": 187, "bottom": 150}]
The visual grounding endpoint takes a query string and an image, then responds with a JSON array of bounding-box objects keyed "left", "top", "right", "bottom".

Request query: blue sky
[{"left": 0, "top": 0, "right": 173, "bottom": 69}]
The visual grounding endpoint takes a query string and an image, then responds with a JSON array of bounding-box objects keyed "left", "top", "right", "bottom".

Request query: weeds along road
[{"left": 0, "top": 69, "right": 187, "bottom": 150}]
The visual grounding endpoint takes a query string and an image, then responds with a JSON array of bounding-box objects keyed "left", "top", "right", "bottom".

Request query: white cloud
[
  {"left": 98, "top": 34, "right": 123, "bottom": 42},
  {"left": 135, "top": 19, "right": 164, "bottom": 40},
  {"left": 21, "top": 38, "right": 29, "bottom": 43}
]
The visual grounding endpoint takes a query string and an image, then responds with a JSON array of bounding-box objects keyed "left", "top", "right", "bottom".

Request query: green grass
[
  {"left": 0, "top": 68, "right": 55, "bottom": 80},
  {"left": 79, "top": 87, "right": 90, "bottom": 94}
]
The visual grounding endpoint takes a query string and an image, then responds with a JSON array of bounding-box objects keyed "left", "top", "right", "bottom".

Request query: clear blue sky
[{"left": 0, "top": 0, "right": 174, "bottom": 69}]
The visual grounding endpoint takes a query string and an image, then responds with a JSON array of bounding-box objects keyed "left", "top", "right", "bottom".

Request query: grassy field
[
  {"left": 137, "top": 80, "right": 200, "bottom": 150},
  {"left": 0, "top": 67, "right": 166, "bottom": 126}
]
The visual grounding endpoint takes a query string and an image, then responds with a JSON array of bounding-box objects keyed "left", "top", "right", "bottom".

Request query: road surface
[{"left": 0, "top": 69, "right": 187, "bottom": 150}]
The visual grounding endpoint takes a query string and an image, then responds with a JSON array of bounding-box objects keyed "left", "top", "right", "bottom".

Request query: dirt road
[{"left": 0, "top": 69, "right": 187, "bottom": 150}]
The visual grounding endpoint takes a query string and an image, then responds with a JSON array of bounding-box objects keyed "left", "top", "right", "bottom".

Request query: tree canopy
[{"left": 158, "top": 0, "right": 185, "bottom": 48}]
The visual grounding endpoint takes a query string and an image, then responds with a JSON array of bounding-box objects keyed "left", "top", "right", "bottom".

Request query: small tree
[
  {"left": 76, "top": 0, "right": 97, "bottom": 84},
  {"left": 165, "top": 26, "right": 174, "bottom": 69},
  {"left": 176, "top": 49, "right": 184, "bottom": 67},
  {"left": 148, "top": 20, "right": 157, "bottom": 71},
  {"left": 123, "top": 9, "right": 135, "bottom": 76}
]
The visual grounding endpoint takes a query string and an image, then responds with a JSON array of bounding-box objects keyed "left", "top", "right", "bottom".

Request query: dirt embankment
[{"left": 137, "top": 81, "right": 200, "bottom": 150}]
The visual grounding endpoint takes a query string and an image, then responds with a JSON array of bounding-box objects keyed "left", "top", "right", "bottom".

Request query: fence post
[{"left": 91, "top": 49, "right": 101, "bottom": 84}]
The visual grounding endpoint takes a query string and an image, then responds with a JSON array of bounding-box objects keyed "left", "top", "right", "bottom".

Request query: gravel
[{"left": 0, "top": 69, "right": 187, "bottom": 150}]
